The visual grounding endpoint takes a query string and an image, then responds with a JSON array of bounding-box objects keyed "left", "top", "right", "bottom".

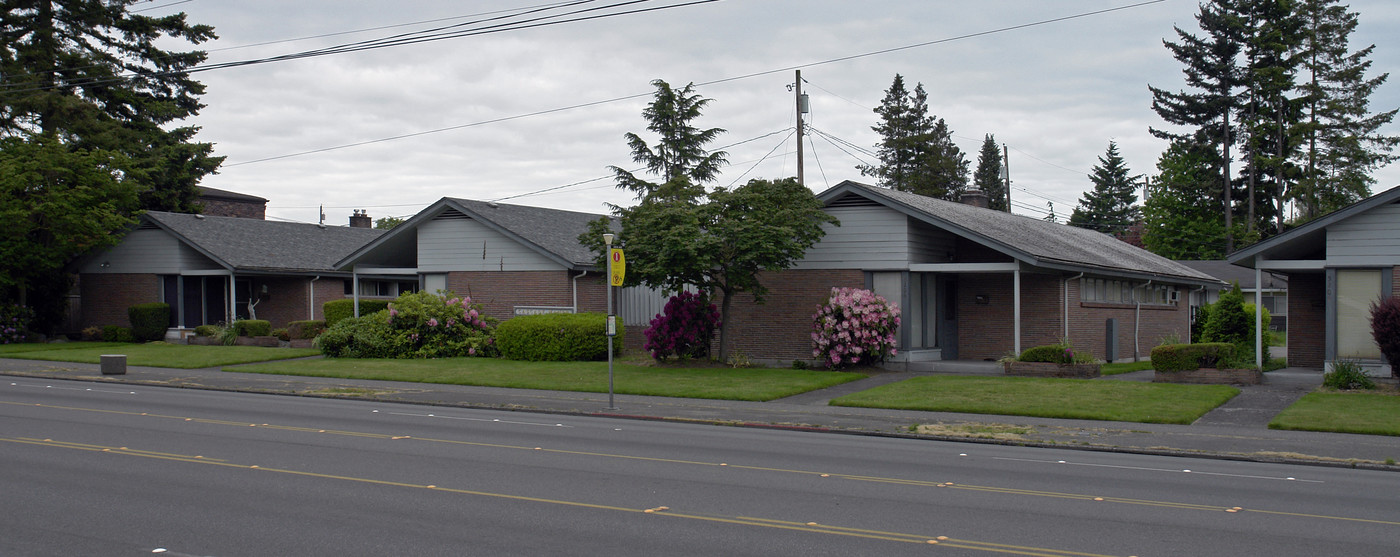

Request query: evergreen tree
[
  {"left": 973, "top": 134, "right": 1008, "bottom": 211},
  {"left": 1069, "top": 141, "right": 1142, "bottom": 235},
  {"left": 1149, "top": 0, "right": 1246, "bottom": 252},
  {"left": 1142, "top": 141, "right": 1228, "bottom": 259},
  {"left": 0, "top": 0, "right": 223, "bottom": 213},
  {"left": 1238, "top": 0, "right": 1302, "bottom": 235},
  {"left": 1293, "top": 0, "right": 1399, "bottom": 220},
  {"left": 610, "top": 79, "right": 727, "bottom": 202},
  {"left": 860, "top": 75, "right": 968, "bottom": 200}
]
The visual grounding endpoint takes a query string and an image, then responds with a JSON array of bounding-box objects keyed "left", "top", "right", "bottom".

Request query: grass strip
[
  {"left": 2, "top": 343, "right": 320, "bottom": 369},
  {"left": 234, "top": 357, "right": 865, "bottom": 402},
  {"left": 831, "top": 375, "right": 1238, "bottom": 424},
  {"left": 0, "top": 342, "right": 130, "bottom": 354},
  {"left": 1100, "top": 361, "right": 1154, "bottom": 376},
  {"left": 1269, "top": 391, "right": 1400, "bottom": 436}
]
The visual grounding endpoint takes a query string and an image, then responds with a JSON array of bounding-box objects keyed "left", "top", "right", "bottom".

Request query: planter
[
  {"left": 289, "top": 338, "right": 315, "bottom": 349},
  {"left": 186, "top": 336, "right": 216, "bottom": 346},
  {"left": 1003, "top": 361, "right": 1101, "bottom": 378},
  {"left": 236, "top": 336, "right": 280, "bottom": 347},
  {"left": 1153, "top": 368, "right": 1261, "bottom": 385}
]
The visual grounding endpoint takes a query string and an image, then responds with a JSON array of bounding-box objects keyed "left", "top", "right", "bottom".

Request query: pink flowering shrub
[
  {"left": 316, "top": 291, "right": 497, "bottom": 358},
  {"left": 1, "top": 304, "right": 34, "bottom": 344},
  {"left": 811, "top": 288, "right": 900, "bottom": 369},
  {"left": 644, "top": 291, "right": 720, "bottom": 361}
]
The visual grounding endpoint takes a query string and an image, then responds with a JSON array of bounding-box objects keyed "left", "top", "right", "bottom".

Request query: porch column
[
  {"left": 1013, "top": 267, "right": 1022, "bottom": 355},
  {"left": 1255, "top": 264, "right": 1264, "bottom": 369},
  {"left": 352, "top": 268, "right": 360, "bottom": 318},
  {"left": 227, "top": 271, "right": 236, "bottom": 324}
]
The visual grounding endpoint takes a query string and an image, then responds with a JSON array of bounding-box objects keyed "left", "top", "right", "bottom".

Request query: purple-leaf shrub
[
  {"left": 644, "top": 291, "right": 720, "bottom": 361},
  {"left": 1371, "top": 296, "right": 1400, "bottom": 378},
  {"left": 811, "top": 287, "right": 900, "bottom": 369},
  {"left": 0, "top": 304, "right": 34, "bottom": 344}
]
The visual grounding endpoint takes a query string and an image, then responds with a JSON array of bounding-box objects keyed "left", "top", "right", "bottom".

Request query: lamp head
[{"left": 603, "top": 233, "right": 614, "bottom": 246}]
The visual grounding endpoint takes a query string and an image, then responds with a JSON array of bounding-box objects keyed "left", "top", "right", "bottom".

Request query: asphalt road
[{"left": 3, "top": 380, "right": 1398, "bottom": 556}]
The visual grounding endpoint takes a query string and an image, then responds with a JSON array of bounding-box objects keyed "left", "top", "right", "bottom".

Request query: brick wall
[
  {"left": 1064, "top": 279, "right": 1190, "bottom": 362},
  {"left": 714, "top": 269, "right": 865, "bottom": 362},
  {"left": 79, "top": 273, "right": 160, "bottom": 329},
  {"left": 445, "top": 270, "right": 606, "bottom": 323},
  {"left": 247, "top": 277, "right": 314, "bottom": 329},
  {"left": 201, "top": 199, "right": 266, "bottom": 219},
  {"left": 957, "top": 274, "right": 1015, "bottom": 360},
  {"left": 311, "top": 278, "right": 347, "bottom": 322},
  {"left": 1287, "top": 272, "right": 1325, "bottom": 369}
]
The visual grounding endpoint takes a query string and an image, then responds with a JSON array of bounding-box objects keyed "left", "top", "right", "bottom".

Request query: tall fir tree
[
  {"left": 0, "top": 0, "right": 223, "bottom": 213},
  {"left": 610, "top": 80, "right": 728, "bottom": 202},
  {"left": 973, "top": 134, "right": 1008, "bottom": 211},
  {"left": 1293, "top": 0, "right": 1399, "bottom": 220},
  {"left": 860, "top": 74, "right": 968, "bottom": 200},
  {"left": 1068, "top": 141, "right": 1142, "bottom": 235},
  {"left": 1238, "top": 0, "right": 1302, "bottom": 235},
  {"left": 1149, "top": 0, "right": 1246, "bottom": 252},
  {"left": 1142, "top": 140, "right": 1229, "bottom": 259}
]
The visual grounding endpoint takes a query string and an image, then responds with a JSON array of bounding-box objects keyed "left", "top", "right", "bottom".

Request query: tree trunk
[{"left": 716, "top": 287, "right": 734, "bottom": 362}]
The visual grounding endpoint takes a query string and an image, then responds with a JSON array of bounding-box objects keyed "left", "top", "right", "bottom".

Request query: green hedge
[
  {"left": 127, "top": 302, "right": 170, "bottom": 342},
  {"left": 323, "top": 299, "right": 391, "bottom": 327},
  {"left": 1018, "top": 344, "right": 1070, "bottom": 363},
  {"left": 287, "top": 319, "right": 326, "bottom": 340},
  {"left": 101, "top": 325, "right": 135, "bottom": 343},
  {"left": 495, "top": 313, "right": 620, "bottom": 361},
  {"left": 193, "top": 324, "right": 220, "bottom": 337},
  {"left": 1150, "top": 343, "right": 1235, "bottom": 372},
  {"left": 234, "top": 319, "right": 272, "bottom": 337}
]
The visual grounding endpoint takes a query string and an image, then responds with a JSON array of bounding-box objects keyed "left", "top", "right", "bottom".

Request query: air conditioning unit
[{"left": 1168, "top": 290, "right": 1180, "bottom": 303}]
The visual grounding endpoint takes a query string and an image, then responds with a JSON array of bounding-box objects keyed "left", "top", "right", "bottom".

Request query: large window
[
  {"left": 1081, "top": 277, "right": 1176, "bottom": 306},
  {"left": 345, "top": 279, "right": 418, "bottom": 298}
]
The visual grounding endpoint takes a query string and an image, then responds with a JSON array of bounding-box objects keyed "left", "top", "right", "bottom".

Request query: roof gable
[
  {"left": 1228, "top": 184, "right": 1400, "bottom": 267},
  {"left": 818, "top": 181, "right": 1219, "bottom": 284}
]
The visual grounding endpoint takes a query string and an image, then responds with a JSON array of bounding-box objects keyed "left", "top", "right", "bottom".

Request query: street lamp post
[{"left": 603, "top": 233, "right": 617, "bottom": 411}]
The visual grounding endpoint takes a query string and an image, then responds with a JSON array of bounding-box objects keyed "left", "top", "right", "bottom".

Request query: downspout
[
  {"left": 308, "top": 276, "right": 320, "bottom": 320},
  {"left": 1063, "top": 273, "right": 1084, "bottom": 340},
  {"left": 571, "top": 270, "right": 588, "bottom": 313},
  {"left": 1135, "top": 279, "right": 1153, "bottom": 361}
]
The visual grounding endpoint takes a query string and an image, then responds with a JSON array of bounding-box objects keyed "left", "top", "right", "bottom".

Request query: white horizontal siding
[
  {"left": 795, "top": 205, "right": 910, "bottom": 270},
  {"left": 418, "top": 218, "right": 562, "bottom": 272},
  {"left": 80, "top": 229, "right": 220, "bottom": 274},
  {"left": 1327, "top": 203, "right": 1400, "bottom": 265}
]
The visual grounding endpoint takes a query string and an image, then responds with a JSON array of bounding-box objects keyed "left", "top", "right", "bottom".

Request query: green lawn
[
  {"left": 1, "top": 342, "right": 320, "bottom": 368},
  {"left": 831, "top": 375, "right": 1239, "bottom": 424},
  {"left": 234, "top": 357, "right": 866, "bottom": 401},
  {"left": 1269, "top": 391, "right": 1400, "bottom": 436},
  {"left": 1101, "top": 361, "right": 1154, "bottom": 375},
  {"left": 0, "top": 342, "right": 130, "bottom": 354}
]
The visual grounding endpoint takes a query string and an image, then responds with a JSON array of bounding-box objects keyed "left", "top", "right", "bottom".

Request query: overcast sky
[{"left": 162, "top": 0, "right": 1400, "bottom": 226}]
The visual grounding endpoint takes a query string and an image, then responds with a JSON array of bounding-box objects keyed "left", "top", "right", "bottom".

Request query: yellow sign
[{"left": 609, "top": 248, "right": 626, "bottom": 286}]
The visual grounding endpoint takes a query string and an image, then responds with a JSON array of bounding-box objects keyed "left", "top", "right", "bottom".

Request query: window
[
  {"left": 346, "top": 279, "right": 418, "bottom": 298},
  {"left": 1081, "top": 277, "right": 1177, "bottom": 305}
]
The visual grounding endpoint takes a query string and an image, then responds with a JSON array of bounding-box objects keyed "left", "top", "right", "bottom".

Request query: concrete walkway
[{"left": 3, "top": 357, "right": 1397, "bottom": 471}]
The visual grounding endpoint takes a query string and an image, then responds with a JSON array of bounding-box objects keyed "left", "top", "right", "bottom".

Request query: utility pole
[
  {"left": 795, "top": 69, "right": 806, "bottom": 186},
  {"left": 1002, "top": 143, "right": 1011, "bottom": 212}
]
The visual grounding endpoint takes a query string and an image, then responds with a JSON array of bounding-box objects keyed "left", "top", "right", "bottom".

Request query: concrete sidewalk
[{"left": 3, "top": 357, "right": 1398, "bottom": 471}]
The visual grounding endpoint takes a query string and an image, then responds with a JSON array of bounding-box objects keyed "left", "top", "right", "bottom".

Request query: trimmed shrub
[
  {"left": 644, "top": 291, "right": 720, "bottom": 361},
  {"left": 81, "top": 326, "right": 103, "bottom": 341},
  {"left": 324, "top": 299, "right": 391, "bottom": 328},
  {"left": 234, "top": 319, "right": 272, "bottom": 337},
  {"left": 127, "top": 302, "right": 170, "bottom": 342},
  {"left": 193, "top": 325, "right": 220, "bottom": 337},
  {"left": 496, "top": 313, "right": 617, "bottom": 361},
  {"left": 1150, "top": 343, "right": 1236, "bottom": 372},
  {"left": 287, "top": 320, "right": 326, "bottom": 340},
  {"left": 811, "top": 287, "right": 901, "bottom": 370},
  {"left": 315, "top": 315, "right": 394, "bottom": 358},
  {"left": 316, "top": 292, "right": 496, "bottom": 359},
  {"left": 100, "top": 325, "right": 136, "bottom": 343},
  {"left": 1371, "top": 296, "right": 1400, "bottom": 378},
  {"left": 1019, "top": 344, "right": 1072, "bottom": 364},
  {"left": 1, "top": 304, "right": 35, "bottom": 344},
  {"left": 1323, "top": 359, "right": 1375, "bottom": 390},
  {"left": 272, "top": 328, "right": 290, "bottom": 342}
]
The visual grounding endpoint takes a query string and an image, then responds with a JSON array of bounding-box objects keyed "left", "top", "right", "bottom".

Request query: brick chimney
[
  {"left": 959, "top": 188, "right": 990, "bottom": 209},
  {"left": 349, "top": 209, "right": 372, "bottom": 228}
]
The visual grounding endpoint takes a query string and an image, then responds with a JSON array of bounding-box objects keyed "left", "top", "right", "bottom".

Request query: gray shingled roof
[
  {"left": 824, "top": 181, "right": 1221, "bottom": 285},
  {"left": 1177, "top": 260, "right": 1287, "bottom": 290},
  {"left": 197, "top": 185, "right": 268, "bottom": 203},
  {"left": 146, "top": 211, "right": 385, "bottom": 273},
  {"left": 445, "top": 198, "right": 611, "bottom": 267}
]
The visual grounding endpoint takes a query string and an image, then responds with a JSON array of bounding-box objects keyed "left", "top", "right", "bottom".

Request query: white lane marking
[
  {"left": 9, "top": 382, "right": 136, "bottom": 394},
  {"left": 385, "top": 411, "right": 570, "bottom": 428},
  {"left": 990, "top": 456, "right": 1324, "bottom": 483}
]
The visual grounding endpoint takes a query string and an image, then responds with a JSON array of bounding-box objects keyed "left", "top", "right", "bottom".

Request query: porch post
[
  {"left": 1255, "top": 263, "right": 1264, "bottom": 369},
  {"left": 1013, "top": 266, "right": 1022, "bottom": 355},
  {"left": 352, "top": 267, "right": 360, "bottom": 317},
  {"left": 227, "top": 271, "right": 236, "bottom": 324}
]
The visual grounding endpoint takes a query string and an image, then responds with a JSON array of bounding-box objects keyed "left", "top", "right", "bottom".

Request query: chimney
[
  {"left": 959, "top": 188, "right": 990, "bottom": 209},
  {"left": 349, "top": 209, "right": 372, "bottom": 228}
]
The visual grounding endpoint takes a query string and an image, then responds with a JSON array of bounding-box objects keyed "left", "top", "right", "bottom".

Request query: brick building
[{"left": 1229, "top": 184, "right": 1400, "bottom": 373}]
